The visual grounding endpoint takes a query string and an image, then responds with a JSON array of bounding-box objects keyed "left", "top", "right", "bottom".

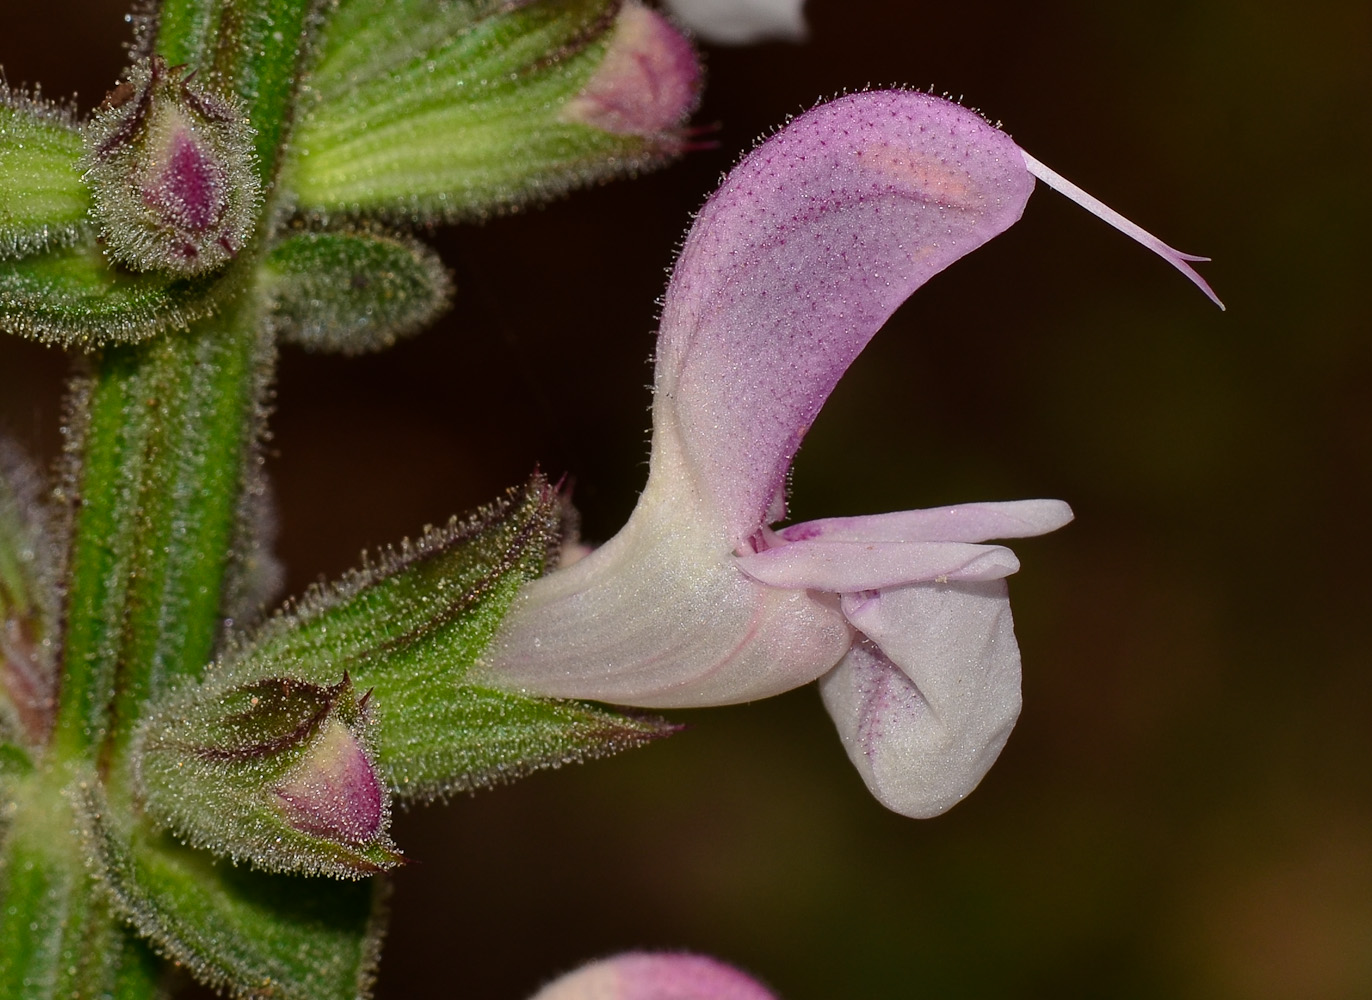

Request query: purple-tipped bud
[
  {"left": 83, "top": 56, "right": 260, "bottom": 275},
  {"left": 562, "top": 2, "right": 701, "bottom": 144},
  {"left": 136, "top": 673, "right": 401, "bottom": 877},
  {"left": 274, "top": 718, "right": 385, "bottom": 845},
  {"left": 530, "top": 953, "right": 779, "bottom": 1000}
]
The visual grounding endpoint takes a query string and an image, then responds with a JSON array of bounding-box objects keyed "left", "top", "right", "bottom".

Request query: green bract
[
  {"left": 284, "top": 0, "right": 691, "bottom": 221},
  {"left": 0, "top": 240, "right": 228, "bottom": 348},
  {"left": 85, "top": 797, "right": 385, "bottom": 1000},
  {"left": 261, "top": 228, "right": 451, "bottom": 353}
]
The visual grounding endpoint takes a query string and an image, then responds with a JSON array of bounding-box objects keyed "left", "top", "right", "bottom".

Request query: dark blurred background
[{"left": 2, "top": 1, "right": 1369, "bottom": 997}]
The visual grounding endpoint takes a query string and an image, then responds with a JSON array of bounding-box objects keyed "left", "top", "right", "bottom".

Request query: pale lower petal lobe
[{"left": 821, "top": 581, "right": 1022, "bottom": 818}]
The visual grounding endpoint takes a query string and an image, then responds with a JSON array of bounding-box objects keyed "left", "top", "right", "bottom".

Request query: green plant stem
[
  {"left": 16, "top": 303, "right": 268, "bottom": 999},
  {"left": 2, "top": 3, "right": 326, "bottom": 995},
  {"left": 52, "top": 301, "right": 268, "bottom": 777}
]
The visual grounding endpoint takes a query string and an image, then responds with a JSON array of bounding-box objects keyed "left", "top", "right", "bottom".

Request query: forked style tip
[{"left": 1020, "top": 149, "right": 1225, "bottom": 310}]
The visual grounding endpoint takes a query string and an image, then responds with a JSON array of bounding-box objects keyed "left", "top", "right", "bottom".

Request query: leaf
[
  {"left": 0, "top": 239, "right": 229, "bottom": 348},
  {"left": 0, "top": 440, "right": 58, "bottom": 747},
  {"left": 284, "top": 0, "right": 695, "bottom": 221},
  {"left": 261, "top": 228, "right": 451, "bottom": 353},
  {"left": 0, "top": 84, "right": 91, "bottom": 260},
  {"left": 82, "top": 793, "right": 384, "bottom": 1000}
]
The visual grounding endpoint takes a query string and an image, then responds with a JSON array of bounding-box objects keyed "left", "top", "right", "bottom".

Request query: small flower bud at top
[
  {"left": 561, "top": 2, "right": 701, "bottom": 142},
  {"left": 83, "top": 56, "right": 260, "bottom": 276}
]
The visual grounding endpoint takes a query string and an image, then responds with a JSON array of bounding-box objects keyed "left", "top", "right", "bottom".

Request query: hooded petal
[
  {"left": 482, "top": 94, "right": 1042, "bottom": 708},
  {"left": 655, "top": 92, "right": 1036, "bottom": 546},
  {"left": 820, "top": 581, "right": 1022, "bottom": 818}
]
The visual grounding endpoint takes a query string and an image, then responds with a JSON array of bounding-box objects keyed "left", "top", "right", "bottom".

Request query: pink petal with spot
[{"left": 656, "top": 91, "right": 1035, "bottom": 545}]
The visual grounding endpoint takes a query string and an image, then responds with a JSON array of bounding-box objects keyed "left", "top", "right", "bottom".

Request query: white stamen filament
[{"left": 1020, "top": 149, "right": 1224, "bottom": 310}]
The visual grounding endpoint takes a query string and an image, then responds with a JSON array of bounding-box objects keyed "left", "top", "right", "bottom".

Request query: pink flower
[
  {"left": 478, "top": 91, "right": 1218, "bottom": 817},
  {"left": 530, "top": 952, "right": 777, "bottom": 1000}
]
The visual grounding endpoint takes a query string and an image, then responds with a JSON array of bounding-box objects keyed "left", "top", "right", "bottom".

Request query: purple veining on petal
[
  {"left": 847, "top": 638, "right": 923, "bottom": 759},
  {"left": 655, "top": 91, "right": 1035, "bottom": 546}
]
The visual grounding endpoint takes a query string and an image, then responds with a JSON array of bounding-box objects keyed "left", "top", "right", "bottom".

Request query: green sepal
[
  {"left": 81, "top": 792, "right": 384, "bottom": 1000},
  {"left": 0, "top": 239, "right": 228, "bottom": 348},
  {"left": 139, "top": 478, "right": 671, "bottom": 844},
  {"left": 0, "top": 84, "right": 91, "bottom": 260},
  {"left": 284, "top": 0, "right": 691, "bottom": 221},
  {"left": 262, "top": 228, "right": 451, "bottom": 354},
  {"left": 0, "top": 441, "right": 58, "bottom": 748},
  {"left": 136, "top": 671, "right": 402, "bottom": 880}
]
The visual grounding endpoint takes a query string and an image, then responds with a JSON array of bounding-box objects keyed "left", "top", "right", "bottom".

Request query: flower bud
[
  {"left": 274, "top": 717, "right": 384, "bottom": 845},
  {"left": 135, "top": 672, "right": 401, "bottom": 878},
  {"left": 83, "top": 57, "right": 260, "bottom": 276}
]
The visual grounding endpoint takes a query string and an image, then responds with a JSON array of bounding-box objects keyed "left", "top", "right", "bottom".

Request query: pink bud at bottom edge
[{"left": 529, "top": 952, "right": 779, "bottom": 1000}]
